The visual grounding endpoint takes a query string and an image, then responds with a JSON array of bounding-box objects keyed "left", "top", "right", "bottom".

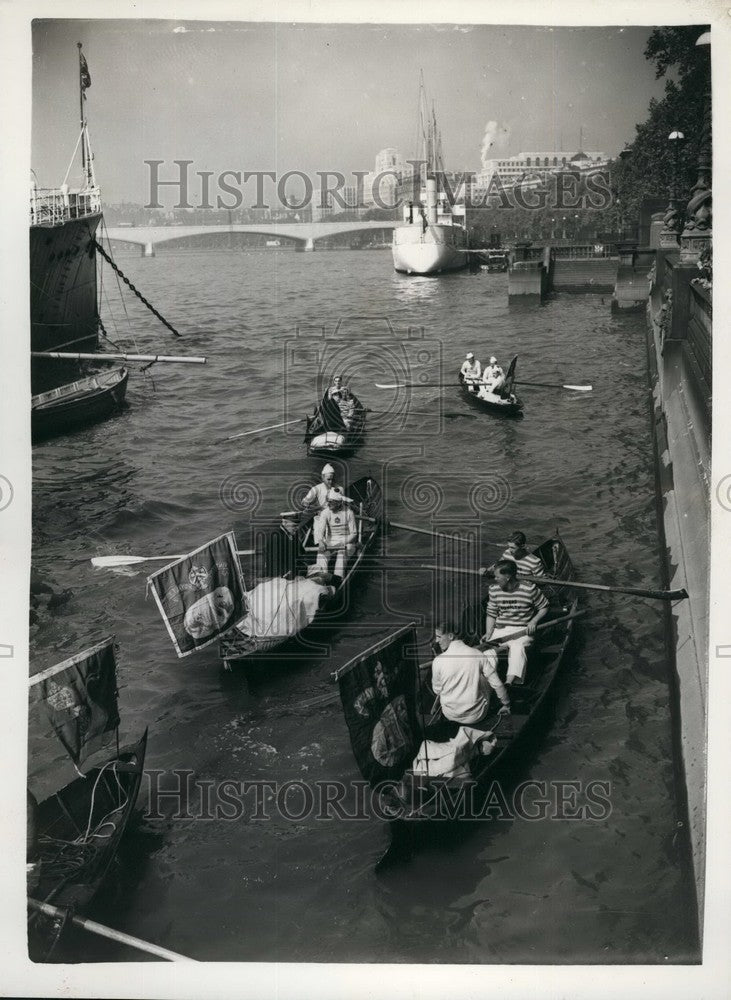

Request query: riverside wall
[{"left": 645, "top": 248, "right": 710, "bottom": 934}]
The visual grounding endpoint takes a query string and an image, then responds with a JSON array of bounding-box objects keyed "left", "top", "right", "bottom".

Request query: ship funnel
[{"left": 425, "top": 176, "right": 437, "bottom": 225}]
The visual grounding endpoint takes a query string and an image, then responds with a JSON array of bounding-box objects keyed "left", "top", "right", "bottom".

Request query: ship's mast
[{"left": 78, "top": 42, "right": 86, "bottom": 177}]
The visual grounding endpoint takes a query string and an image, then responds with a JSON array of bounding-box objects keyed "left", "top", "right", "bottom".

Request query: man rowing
[
  {"left": 316, "top": 487, "right": 357, "bottom": 584},
  {"left": 484, "top": 530, "right": 546, "bottom": 578},
  {"left": 460, "top": 352, "right": 481, "bottom": 392},
  {"left": 301, "top": 464, "right": 337, "bottom": 544},
  {"left": 481, "top": 559, "right": 549, "bottom": 686},
  {"left": 431, "top": 622, "right": 511, "bottom": 725},
  {"left": 479, "top": 356, "right": 505, "bottom": 397}
]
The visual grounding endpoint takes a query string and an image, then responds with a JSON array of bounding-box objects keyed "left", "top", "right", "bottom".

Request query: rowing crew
[
  {"left": 460, "top": 351, "right": 507, "bottom": 398},
  {"left": 325, "top": 375, "right": 355, "bottom": 429}
]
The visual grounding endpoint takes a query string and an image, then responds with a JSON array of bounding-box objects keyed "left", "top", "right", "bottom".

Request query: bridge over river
[{"left": 103, "top": 221, "right": 398, "bottom": 255}]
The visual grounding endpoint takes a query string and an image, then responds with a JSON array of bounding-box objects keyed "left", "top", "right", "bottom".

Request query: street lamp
[{"left": 659, "top": 129, "right": 685, "bottom": 247}]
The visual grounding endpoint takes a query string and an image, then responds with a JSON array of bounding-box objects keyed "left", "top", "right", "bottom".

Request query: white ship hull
[{"left": 392, "top": 223, "right": 468, "bottom": 275}]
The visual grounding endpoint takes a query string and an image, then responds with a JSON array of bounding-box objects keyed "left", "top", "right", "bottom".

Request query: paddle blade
[
  {"left": 91, "top": 555, "right": 149, "bottom": 567},
  {"left": 564, "top": 384, "right": 592, "bottom": 392}
]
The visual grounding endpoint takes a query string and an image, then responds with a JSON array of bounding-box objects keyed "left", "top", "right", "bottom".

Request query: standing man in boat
[
  {"left": 481, "top": 560, "right": 550, "bottom": 685},
  {"left": 316, "top": 487, "right": 357, "bottom": 583},
  {"left": 302, "top": 464, "right": 337, "bottom": 544},
  {"left": 460, "top": 352, "right": 481, "bottom": 392},
  {"left": 263, "top": 515, "right": 303, "bottom": 580},
  {"left": 431, "top": 622, "right": 511, "bottom": 724},
  {"left": 338, "top": 386, "right": 355, "bottom": 430},
  {"left": 326, "top": 375, "right": 344, "bottom": 399}
]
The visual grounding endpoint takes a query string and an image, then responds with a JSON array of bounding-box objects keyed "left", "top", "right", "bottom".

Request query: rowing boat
[
  {"left": 304, "top": 388, "right": 366, "bottom": 456},
  {"left": 332, "top": 535, "right": 579, "bottom": 866},
  {"left": 27, "top": 639, "right": 147, "bottom": 960},
  {"left": 219, "top": 475, "right": 383, "bottom": 666},
  {"left": 459, "top": 354, "right": 523, "bottom": 416},
  {"left": 31, "top": 366, "right": 129, "bottom": 441}
]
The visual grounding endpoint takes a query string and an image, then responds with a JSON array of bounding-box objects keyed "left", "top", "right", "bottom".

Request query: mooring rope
[{"left": 92, "top": 238, "right": 181, "bottom": 337}]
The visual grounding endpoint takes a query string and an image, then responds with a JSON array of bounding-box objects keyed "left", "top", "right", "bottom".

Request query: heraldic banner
[
  {"left": 146, "top": 531, "right": 248, "bottom": 658},
  {"left": 30, "top": 637, "right": 120, "bottom": 765},
  {"left": 332, "top": 623, "right": 421, "bottom": 786}
]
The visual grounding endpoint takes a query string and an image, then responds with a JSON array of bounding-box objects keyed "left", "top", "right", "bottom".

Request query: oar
[
  {"left": 91, "top": 551, "right": 254, "bottom": 568},
  {"left": 31, "top": 351, "right": 206, "bottom": 364},
  {"left": 481, "top": 608, "right": 588, "bottom": 647},
  {"left": 420, "top": 563, "right": 689, "bottom": 602},
  {"left": 226, "top": 417, "right": 305, "bottom": 441},
  {"left": 389, "top": 520, "right": 505, "bottom": 547},
  {"left": 515, "top": 380, "right": 592, "bottom": 392},
  {"left": 28, "top": 898, "right": 197, "bottom": 962}
]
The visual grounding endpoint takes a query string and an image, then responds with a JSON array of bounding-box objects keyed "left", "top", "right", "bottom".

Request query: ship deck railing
[{"left": 30, "top": 186, "right": 102, "bottom": 226}]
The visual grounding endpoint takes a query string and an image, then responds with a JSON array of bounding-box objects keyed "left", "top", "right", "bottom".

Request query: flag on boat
[
  {"left": 30, "top": 637, "right": 120, "bottom": 765},
  {"left": 79, "top": 51, "right": 91, "bottom": 94},
  {"left": 146, "top": 531, "right": 248, "bottom": 658},
  {"left": 333, "top": 623, "right": 421, "bottom": 785}
]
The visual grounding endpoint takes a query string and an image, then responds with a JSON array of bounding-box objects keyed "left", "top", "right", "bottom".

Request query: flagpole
[{"left": 77, "top": 42, "right": 86, "bottom": 176}]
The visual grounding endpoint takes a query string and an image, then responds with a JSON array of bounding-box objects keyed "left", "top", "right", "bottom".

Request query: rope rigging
[{"left": 92, "top": 238, "right": 181, "bottom": 337}]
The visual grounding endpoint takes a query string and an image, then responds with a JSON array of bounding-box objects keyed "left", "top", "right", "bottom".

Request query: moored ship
[
  {"left": 392, "top": 77, "right": 468, "bottom": 275},
  {"left": 30, "top": 44, "right": 101, "bottom": 393}
]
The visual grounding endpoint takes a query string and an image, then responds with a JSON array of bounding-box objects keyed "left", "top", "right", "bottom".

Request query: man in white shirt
[
  {"left": 480, "top": 355, "right": 505, "bottom": 396},
  {"left": 316, "top": 487, "right": 357, "bottom": 581},
  {"left": 460, "top": 352, "right": 481, "bottom": 392},
  {"left": 431, "top": 622, "right": 510, "bottom": 725},
  {"left": 301, "top": 464, "right": 336, "bottom": 544}
]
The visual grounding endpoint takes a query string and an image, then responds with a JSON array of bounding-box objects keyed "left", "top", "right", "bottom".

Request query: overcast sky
[{"left": 31, "top": 19, "right": 676, "bottom": 204}]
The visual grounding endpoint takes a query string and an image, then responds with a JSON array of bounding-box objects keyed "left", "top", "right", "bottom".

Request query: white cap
[
  {"left": 466, "top": 352, "right": 474, "bottom": 360},
  {"left": 327, "top": 487, "right": 344, "bottom": 502},
  {"left": 489, "top": 356, "right": 497, "bottom": 364},
  {"left": 321, "top": 464, "right": 335, "bottom": 476}
]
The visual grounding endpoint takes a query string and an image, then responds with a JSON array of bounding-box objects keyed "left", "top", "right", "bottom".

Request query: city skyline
[{"left": 31, "top": 20, "right": 670, "bottom": 204}]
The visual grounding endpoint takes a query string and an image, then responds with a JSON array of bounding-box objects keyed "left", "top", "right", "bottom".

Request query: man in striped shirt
[
  {"left": 482, "top": 560, "right": 550, "bottom": 685},
  {"left": 501, "top": 531, "right": 546, "bottom": 578}
]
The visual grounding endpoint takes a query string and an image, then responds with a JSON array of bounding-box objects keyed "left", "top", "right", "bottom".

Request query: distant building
[{"left": 477, "top": 150, "right": 610, "bottom": 189}]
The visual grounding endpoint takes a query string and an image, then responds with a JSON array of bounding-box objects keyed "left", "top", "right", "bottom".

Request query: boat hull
[
  {"left": 305, "top": 393, "right": 366, "bottom": 457},
  {"left": 30, "top": 212, "right": 102, "bottom": 354},
  {"left": 28, "top": 731, "right": 148, "bottom": 962},
  {"left": 31, "top": 367, "right": 129, "bottom": 441},
  {"left": 458, "top": 375, "right": 523, "bottom": 417},
  {"left": 392, "top": 223, "right": 468, "bottom": 275}
]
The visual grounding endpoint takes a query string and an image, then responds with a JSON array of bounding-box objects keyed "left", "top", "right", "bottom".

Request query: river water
[{"left": 29, "top": 247, "right": 698, "bottom": 963}]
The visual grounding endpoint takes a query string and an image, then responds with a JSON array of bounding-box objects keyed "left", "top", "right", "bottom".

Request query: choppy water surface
[{"left": 30, "top": 249, "right": 698, "bottom": 963}]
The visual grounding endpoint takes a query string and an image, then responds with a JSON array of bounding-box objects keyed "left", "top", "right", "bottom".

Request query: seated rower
[
  {"left": 316, "top": 487, "right": 357, "bottom": 584},
  {"left": 460, "top": 352, "right": 481, "bottom": 392},
  {"left": 431, "top": 621, "right": 511, "bottom": 726},
  {"left": 479, "top": 355, "right": 505, "bottom": 397},
  {"left": 301, "top": 464, "right": 336, "bottom": 544},
  {"left": 481, "top": 559, "right": 549, "bottom": 686}
]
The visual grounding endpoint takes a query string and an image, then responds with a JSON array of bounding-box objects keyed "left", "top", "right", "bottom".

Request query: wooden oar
[
  {"left": 515, "top": 380, "right": 592, "bottom": 392},
  {"left": 91, "top": 551, "right": 254, "bottom": 568},
  {"left": 389, "top": 520, "right": 505, "bottom": 547},
  {"left": 28, "top": 898, "right": 197, "bottom": 962},
  {"left": 226, "top": 417, "right": 304, "bottom": 441},
  {"left": 376, "top": 380, "right": 591, "bottom": 392},
  {"left": 31, "top": 351, "right": 206, "bottom": 364},
  {"left": 420, "top": 563, "right": 689, "bottom": 602}
]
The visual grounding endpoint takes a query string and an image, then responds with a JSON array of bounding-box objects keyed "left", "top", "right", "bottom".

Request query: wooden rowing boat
[
  {"left": 304, "top": 388, "right": 366, "bottom": 456},
  {"left": 31, "top": 366, "right": 129, "bottom": 441},
  {"left": 459, "top": 355, "right": 523, "bottom": 416},
  {"left": 219, "top": 475, "right": 383, "bottom": 666},
  {"left": 333, "top": 535, "right": 579, "bottom": 867},
  {"left": 27, "top": 638, "right": 147, "bottom": 961}
]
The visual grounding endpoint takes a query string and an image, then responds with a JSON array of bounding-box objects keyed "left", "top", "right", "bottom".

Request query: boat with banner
[
  {"left": 27, "top": 637, "right": 147, "bottom": 961},
  {"left": 392, "top": 77, "right": 469, "bottom": 275},
  {"left": 331, "top": 535, "right": 581, "bottom": 868},
  {"left": 304, "top": 387, "right": 367, "bottom": 457},
  {"left": 31, "top": 366, "right": 129, "bottom": 441},
  {"left": 459, "top": 355, "right": 523, "bottom": 416},
  {"left": 218, "top": 475, "right": 383, "bottom": 667}
]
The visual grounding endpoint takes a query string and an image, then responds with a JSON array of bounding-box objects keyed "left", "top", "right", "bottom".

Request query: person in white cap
[
  {"left": 481, "top": 355, "right": 505, "bottom": 396},
  {"left": 460, "top": 352, "right": 481, "bottom": 392},
  {"left": 302, "top": 464, "right": 337, "bottom": 544},
  {"left": 316, "top": 487, "right": 357, "bottom": 582}
]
